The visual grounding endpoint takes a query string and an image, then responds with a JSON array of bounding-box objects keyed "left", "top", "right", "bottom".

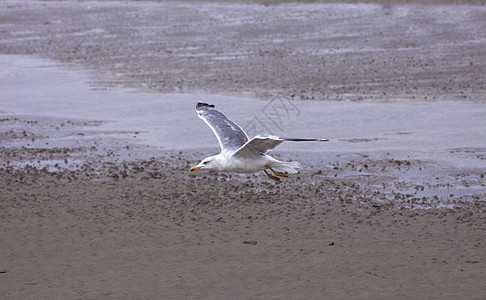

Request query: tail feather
[
  {"left": 273, "top": 161, "right": 300, "bottom": 174},
  {"left": 282, "top": 137, "right": 329, "bottom": 142}
]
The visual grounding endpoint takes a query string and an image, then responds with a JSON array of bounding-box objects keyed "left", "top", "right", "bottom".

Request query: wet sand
[
  {"left": 1, "top": 1, "right": 486, "bottom": 101},
  {"left": 1, "top": 1, "right": 486, "bottom": 299}
]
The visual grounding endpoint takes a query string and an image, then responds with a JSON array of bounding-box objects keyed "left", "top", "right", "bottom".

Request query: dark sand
[{"left": 1, "top": 1, "right": 485, "bottom": 299}]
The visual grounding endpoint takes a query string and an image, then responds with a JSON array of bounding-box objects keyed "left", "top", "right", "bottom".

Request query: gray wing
[
  {"left": 196, "top": 102, "right": 249, "bottom": 152},
  {"left": 232, "top": 136, "right": 329, "bottom": 159}
]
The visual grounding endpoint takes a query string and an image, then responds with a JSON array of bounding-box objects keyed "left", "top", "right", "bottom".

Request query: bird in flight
[{"left": 190, "top": 102, "right": 328, "bottom": 182}]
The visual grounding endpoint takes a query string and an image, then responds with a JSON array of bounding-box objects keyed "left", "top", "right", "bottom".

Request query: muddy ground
[
  {"left": 0, "top": 115, "right": 485, "bottom": 299},
  {"left": 0, "top": 1, "right": 485, "bottom": 299},
  {"left": 1, "top": 1, "right": 485, "bottom": 100}
]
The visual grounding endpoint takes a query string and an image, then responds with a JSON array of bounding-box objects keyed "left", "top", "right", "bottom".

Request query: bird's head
[{"left": 190, "top": 155, "right": 218, "bottom": 172}]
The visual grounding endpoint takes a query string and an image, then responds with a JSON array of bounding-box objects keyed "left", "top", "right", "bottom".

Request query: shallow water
[
  {"left": 1, "top": 54, "right": 485, "bottom": 209},
  {"left": 2, "top": 55, "right": 486, "bottom": 169}
]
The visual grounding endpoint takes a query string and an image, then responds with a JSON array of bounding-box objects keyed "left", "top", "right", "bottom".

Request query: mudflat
[{"left": 0, "top": 1, "right": 485, "bottom": 299}]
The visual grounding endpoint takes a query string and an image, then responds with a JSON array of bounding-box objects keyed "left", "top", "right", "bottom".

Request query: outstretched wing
[
  {"left": 232, "top": 136, "right": 329, "bottom": 159},
  {"left": 196, "top": 102, "right": 249, "bottom": 153}
]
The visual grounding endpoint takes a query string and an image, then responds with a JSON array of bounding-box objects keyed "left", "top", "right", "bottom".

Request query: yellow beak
[{"left": 190, "top": 165, "right": 201, "bottom": 172}]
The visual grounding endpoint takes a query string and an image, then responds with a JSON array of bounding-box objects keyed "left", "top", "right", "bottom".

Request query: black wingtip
[{"left": 197, "top": 102, "right": 215, "bottom": 109}]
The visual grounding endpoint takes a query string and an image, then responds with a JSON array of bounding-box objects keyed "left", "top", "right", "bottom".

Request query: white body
[{"left": 206, "top": 152, "right": 299, "bottom": 174}]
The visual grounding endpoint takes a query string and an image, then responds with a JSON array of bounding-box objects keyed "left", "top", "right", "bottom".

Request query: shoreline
[
  {"left": 1, "top": 1, "right": 485, "bottom": 298},
  {"left": 1, "top": 1, "right": 485, "bottom": 101}
]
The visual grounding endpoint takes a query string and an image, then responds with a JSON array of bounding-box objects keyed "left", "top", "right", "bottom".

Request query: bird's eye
[{"left": 203, "top": 161, "right": 209, "bottom": 165}]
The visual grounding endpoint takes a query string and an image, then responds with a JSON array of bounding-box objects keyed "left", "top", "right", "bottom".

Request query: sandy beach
[{"left": 1, "top": 1, "right": 485, "bottom": 299}]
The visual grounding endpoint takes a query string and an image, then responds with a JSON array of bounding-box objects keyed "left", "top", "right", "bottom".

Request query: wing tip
[{"left": 196, "top": 101, "right": 215, "bottom": 109}]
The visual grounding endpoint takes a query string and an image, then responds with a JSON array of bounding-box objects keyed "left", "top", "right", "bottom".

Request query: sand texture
[{"left": 0, "top": 1, "right": 485, "bottom": 299}]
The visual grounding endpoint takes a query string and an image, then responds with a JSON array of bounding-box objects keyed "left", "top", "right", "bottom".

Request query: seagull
[{"left": 190, "top": 102, "right": 329, "bottom": 182}]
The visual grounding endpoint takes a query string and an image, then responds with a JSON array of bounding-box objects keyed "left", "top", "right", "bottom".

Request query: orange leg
[
  {"left": 264, "top": 169, "right": 282, "bottom": 183},
  {"left": 266, "top": 165, "right": 288, "bottom": 178}
]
